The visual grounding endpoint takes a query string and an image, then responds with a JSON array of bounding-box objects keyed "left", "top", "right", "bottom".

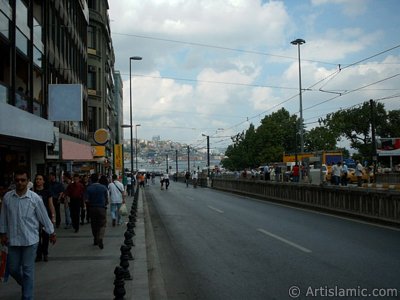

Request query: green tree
[
  {"left": 379, "top": 109, "right": 400, "bottom": 137},
  {"left": 304, "top": 126, "right": 339, "bottom": 151},
  {"left": 323, "top": 101, "right": 387, "bottom": 159}
]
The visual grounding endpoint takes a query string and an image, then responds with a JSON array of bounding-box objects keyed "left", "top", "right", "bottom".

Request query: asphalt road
[{"left": 145, "top": 181, "right": 400, "bottom": 300}]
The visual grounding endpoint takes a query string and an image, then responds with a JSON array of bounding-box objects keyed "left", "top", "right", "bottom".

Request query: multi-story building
[
  {"left": 87, "top": 0, "right": 119, "bottom": 175},
  {"left": 0, "top": 0, "right": 91, "bottom": 188},
  {"left": 0, "top": 0, "right": 121, "bottom": 189}
]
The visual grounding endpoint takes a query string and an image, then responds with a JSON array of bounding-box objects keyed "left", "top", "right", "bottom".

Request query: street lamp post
[
  {"left": 129, "top": 56, "right": 142, "bottom": 174},
  {"left": 135, "top": 124, "right": 141, "bottom": 171},
  {"left": 202, "top": 134, "right": 210, "bottom": 178},
  {"left": 291, "top": 38, "right": 305, "bottom": 180}
]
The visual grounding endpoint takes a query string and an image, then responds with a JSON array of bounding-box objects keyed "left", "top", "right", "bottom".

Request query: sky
[{"left": 108, "top": 0, "right": 400, "bottom": 152}]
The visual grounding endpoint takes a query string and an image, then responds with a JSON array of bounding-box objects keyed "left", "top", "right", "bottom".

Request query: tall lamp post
[
  {"left": 129, "top": 56, "right": 142, "bottom": 174},
  {"left": 291, "top": 38, "right": 305, "bottom": 180},
  {"left": 135, "top": 124, "right": 141, "bottom": 171},
  {"left": 202, "top": 134, "right": 210, "bottom": 178}
]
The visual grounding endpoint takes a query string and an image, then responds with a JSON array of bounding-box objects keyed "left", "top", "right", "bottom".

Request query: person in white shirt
[
  {"left": 192, "top": 171, "right": 198, "bottom": 188},
  {"left": 332, "top": 162, "right": 341, "bottom": 185},
  {"left": 108, "top": 174, "right": 126, "bottom": 226},
  {"left": 0, "top": 169, "right": 56, "bottom": 299},
  {"left": 355, "top": 160, "right": 363, "bottom": 187},
  {"left": 341, "top": 162, "right": 349, "bottom": 186}
]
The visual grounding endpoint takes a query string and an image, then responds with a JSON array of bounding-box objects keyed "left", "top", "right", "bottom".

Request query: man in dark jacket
[
  {"left": 49, "top": 172, "right": 65, "bottom": 228},
  {"left": 85, "top": 173, "right": 108, "bottom": 249}
]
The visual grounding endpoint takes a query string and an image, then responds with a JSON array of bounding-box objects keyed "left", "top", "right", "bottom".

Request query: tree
[
  {"left": 322, "top": 101, "right": 387, "bottom": 159},
  {"left": 304, "top": 126, "right": 339, "bottom": 151},
  {"left": 379, "top": 109, "right": 400, "bottom": 138},
  {"left": 256, "top": 108, "right": 298, "bottom": 162}
]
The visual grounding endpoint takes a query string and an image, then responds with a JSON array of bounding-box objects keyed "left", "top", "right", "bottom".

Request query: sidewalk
[{"left": 1, "top": 189, "right": 149, "bottom": 300}]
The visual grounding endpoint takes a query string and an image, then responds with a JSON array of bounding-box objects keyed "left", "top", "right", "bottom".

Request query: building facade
[
  {"left": 87, "top": 0, "right": 119, "bottom": 175},
  {"left": 0, "top": 0, "right": 121, "bottom": 190}
]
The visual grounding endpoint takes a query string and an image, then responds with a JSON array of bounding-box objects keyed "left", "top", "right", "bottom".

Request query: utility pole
[
  {"left": 370, "top": 99, "right": 377, "bottom": 179},
  {"left": 187, "top": 146, "right": 190, "bottom": 173}
]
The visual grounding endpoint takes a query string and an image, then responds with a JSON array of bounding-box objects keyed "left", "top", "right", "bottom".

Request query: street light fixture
[
  {"left": 202, "top": 134, "right": 210, "bottom": 178},
  {"left": 291, "top": 38, "right": 305, "bottom": 181},
  {"left": 135, "top": 124, "right": 141, "bottom": 171},
  {"left": 129, "top": 56, "right": 142, "bottom": 174}
]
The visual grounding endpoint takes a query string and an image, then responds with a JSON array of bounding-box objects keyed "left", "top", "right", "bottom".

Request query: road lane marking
[
  {"left": 207, "top": 205, "right": 224, "bottom": 214},
  {"left": 257, "top": 228, "right": 312, "bottom": 253},
  {"left": 238, "top": 194, "right": 400, "bottom": 232}
]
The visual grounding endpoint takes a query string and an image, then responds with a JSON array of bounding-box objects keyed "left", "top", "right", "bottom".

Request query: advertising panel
[{"left": 376, "top": 138, "right": 400, "bottom": 156}]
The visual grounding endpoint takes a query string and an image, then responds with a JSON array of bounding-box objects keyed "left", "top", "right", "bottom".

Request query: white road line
[
  {"left": 257, "top": 228, "right": 312, "bottom": 253},
  {"left": 207, "top": 205, "right": 224, "bottom": 214}
]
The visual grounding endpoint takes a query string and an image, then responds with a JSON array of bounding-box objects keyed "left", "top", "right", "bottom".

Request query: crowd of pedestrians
[{"left": 0, "top": 169, "right": 130, "bottom": 299}]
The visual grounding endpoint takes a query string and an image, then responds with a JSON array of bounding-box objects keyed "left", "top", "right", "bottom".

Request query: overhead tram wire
[
  {"left": 303, "top": 92, "right": 400, "bottom": 125},
  {"left": 112, "top": 32, "right": 338, "bottom": 66},
  {"left": 119, "top": 34, "right": 400, "bottom": 142},
  {"left": 304, "top": 73, "right": 400, "bottom": 112},
  {"left": 130, "top": 73, "right": 298, "bottom": 90},
  {"left": 339, "top": 43, "right": 400, "bottom": 71}
]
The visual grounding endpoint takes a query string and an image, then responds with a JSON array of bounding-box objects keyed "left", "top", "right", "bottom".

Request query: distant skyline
[{"left": 109, "top": 0, "right": 400, "bottom": 151}]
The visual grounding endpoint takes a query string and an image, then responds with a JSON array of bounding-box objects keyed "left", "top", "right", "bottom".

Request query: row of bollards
[{"left": 113, "top": 187, "right": 139, "bottom": 300}]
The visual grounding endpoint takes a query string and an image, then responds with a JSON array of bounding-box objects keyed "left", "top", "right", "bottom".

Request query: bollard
[
  {"left": 120, "top": 253, "right": 133, "bottom": 280},
  {"left": 127, "top": 221, "right": 136, "bottom": 235},
  {"left": 113, "top": 266, "right": 126, "bottom": 300},
  {"left": 124, "top": 231, "right": 135, "bottom": 247},
  {"left": 128, "top": 215, "right": 137, "bottom": 226},
  {"left": 120, "top": 244, "right": 134, "bottom": 261}
]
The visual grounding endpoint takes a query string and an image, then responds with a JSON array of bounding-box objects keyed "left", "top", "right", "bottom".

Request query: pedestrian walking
[
  {"left": 33, "top": 174, "right": 56, "bottom": 262},
  {"left": 0, "top": 169, "right": 56, "bottom": 299},
  {"left": 48, "top": 172, "right": 64, "bottom": 228},
  {"left": 164, "top": 173, "right": 170, "bottom": 190},
  {"left": 85, "top": 173, "right": 108, "bottom": 249},
  {"left": 355, "top": 160, "right": 363, "bottom": 187},
  {"left": 65, "top": 174, "right": 85, "bottom": 233},
  {"left": 61, "top": 172, "right": 72, "bottom": 229},
  {"left": 108, "top": 174, "right": 126, "bottom": 226},
  {"left": 341, "top": 162, "right": 348, "bottom": 186},
  {"left": 185, "top": 171, "right": 190, "bottom": 187},
  {"left": 126, "top": 174, "right": 132, "bottom": 196},
  {"left": 192, "top": 171, "right": 198, "bottom": 188},
  {"left": 332, "top": 162, "right": 341, "bottom": 185}
]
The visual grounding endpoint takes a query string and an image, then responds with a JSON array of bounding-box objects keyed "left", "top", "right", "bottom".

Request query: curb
[{"left": 129, "top": 188, "right": 150, "bottom": 299}]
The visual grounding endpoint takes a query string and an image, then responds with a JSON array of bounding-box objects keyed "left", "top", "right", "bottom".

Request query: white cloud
[
  {"left": 109, "top": 0, "right": 400, "bottom": 147},
  {"left": 311, "top": 0, "right": 368, "bottom": 16}
]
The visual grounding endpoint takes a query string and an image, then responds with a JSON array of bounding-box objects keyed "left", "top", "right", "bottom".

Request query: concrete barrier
[{"left": 212, "top": 178, "right": 400, "bottom": 225}]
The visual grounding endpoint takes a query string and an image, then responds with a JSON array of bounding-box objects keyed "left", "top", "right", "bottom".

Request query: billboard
[
  {"left": 376, "top": 138, "right": 400, "bottom": 156},
  {"left": 114, "top": 144, "right": 123, "bottom": 171},
  {"left": 48, "top": 84, "right": 83, "bottom": 121}
]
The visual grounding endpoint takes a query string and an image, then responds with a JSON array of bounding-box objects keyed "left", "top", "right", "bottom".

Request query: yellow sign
[
  {"left": 92, "top": 146, "right": 106, "bottom": 157},
  {"left": 114, "top": 144, "right": 123, "bottom": 171},
  {"left": 94, "top": 128, "right": 109, "bottom": 145}
]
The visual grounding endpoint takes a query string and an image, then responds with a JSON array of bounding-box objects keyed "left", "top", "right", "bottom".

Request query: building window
[
  {"left": 32, "top": 68, "right": 42, "bottom": 116},
  {"left": 0, "top": 11, "right": 9, "bottom": 40},
  {"left": 88, "top": 26, "right": 95, "bottom": 49},
  {"left": 88, "top": 0, "right": 96, "bottom": 10},
  {"left": 16, "top": 29, "right": 28, "bottom": 55},
  {"left": 0, "top": 39, "right": 10, "bottom": 104},
  {"left": 88, "top": 66, "right": 96, "bottom": 89},
  {"left": 88, "top": 106, "right": 96, "bottom": 132}
]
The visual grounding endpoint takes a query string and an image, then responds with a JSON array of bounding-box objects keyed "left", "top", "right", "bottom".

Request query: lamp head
[
  {"left": 130, "top": 56, "right": 142, "bottom": 60},
  {"left": 291, "top": 38, "right": 306, "bottom": 45}
]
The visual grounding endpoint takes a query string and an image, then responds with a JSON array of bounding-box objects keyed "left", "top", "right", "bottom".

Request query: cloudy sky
[{"left": 108, "top": 0, "right": 400, "bottom": 151}]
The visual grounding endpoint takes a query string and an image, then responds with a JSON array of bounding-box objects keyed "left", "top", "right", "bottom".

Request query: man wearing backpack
[{"left": 108, "top": 174, "right": 126, "bottom": 227}]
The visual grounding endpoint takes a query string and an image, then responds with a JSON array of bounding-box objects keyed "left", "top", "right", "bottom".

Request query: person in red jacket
[
  {"left": 65, "top": 174, "right": 85, "bottom": 233},
  {"left": 292, "top": 164, "right": 300, "bottom": 182}
]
